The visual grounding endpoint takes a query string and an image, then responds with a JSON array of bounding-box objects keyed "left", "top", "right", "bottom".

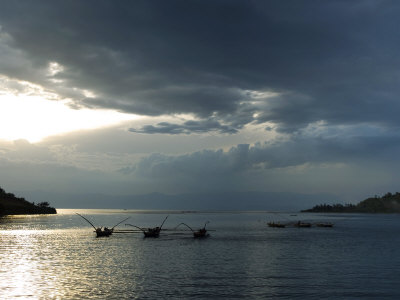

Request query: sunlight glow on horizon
[{"left": 0, "top": 94, "right": 140, "bottom": 143}]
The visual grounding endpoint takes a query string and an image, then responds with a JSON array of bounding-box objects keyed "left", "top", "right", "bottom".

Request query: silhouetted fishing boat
[
  {"left": 126, "top": 215, "right": 169, "bottom": 238},
  {"left": 267, "top": 222, "right": 286, "bottom": 228},
  {"left": 95, "top": 227, "right": 113, "bottom": 237},
  {"left": 193, "top": 227, "right": 209, "bottom": 238},
  {"left": 76, "top": 213, "right": 130, "bottom": 237},
  {"left": 176, "top": 221, "right": 210, "bottom": 238}
]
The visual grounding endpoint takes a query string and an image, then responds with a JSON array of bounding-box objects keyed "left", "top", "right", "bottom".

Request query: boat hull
[
  {"left": 193, "top": 228, "right": 209, "bottom": 238},
  {"left": 143, "top": 231, "right": 160, "bottom": 238},
  {"left": 143, "top": 227, "right": 161, "bottom": 238},
  {"left": 95, "top": 229, "right": 113, "bottom": 237}
]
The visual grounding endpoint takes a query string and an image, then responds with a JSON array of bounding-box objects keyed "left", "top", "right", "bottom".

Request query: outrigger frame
[
  {"left": 125, "top": 215, "right": 169, "bottom": 238},
  {"left": 175, "top": 221, "right": 210, "bottom": 238},
  {"left": 76, "top": 213, "right": 130, "bottom": 237}
]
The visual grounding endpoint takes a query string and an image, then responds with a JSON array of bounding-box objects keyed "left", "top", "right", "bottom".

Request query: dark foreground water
[{"left": 1, "top": 209, "right": 400, "bottom": 299}]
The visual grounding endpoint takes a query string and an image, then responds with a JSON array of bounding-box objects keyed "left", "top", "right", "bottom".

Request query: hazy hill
[
  {"left": 0, "top": 187, "right": 56, "bottom": 216},
  {"left": 23, "top": 190, "right": 338, "bottom": 211},
  {"left": 302, "top": 192, "right": 400, "bottom": 213}
]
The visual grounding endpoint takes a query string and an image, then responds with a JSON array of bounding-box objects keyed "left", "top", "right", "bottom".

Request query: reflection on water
[
  {"left": 1, "top": 210, "right": 400, "bottom": 299},
  {"left": 1, "top": 230, "right": 64, "bottom": 298}
]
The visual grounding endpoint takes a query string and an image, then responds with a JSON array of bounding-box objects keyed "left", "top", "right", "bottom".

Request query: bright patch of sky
[{"left": 0, "top": 94, "right": 139, "bottom": 142}]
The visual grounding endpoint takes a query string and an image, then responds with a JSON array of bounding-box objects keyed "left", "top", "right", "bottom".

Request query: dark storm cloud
[
  {"left": 1, "top": 0, "right": 400, "bottom": 133},
  {"left": 129, "top": 118, "right": 238, "bottom": 135}
]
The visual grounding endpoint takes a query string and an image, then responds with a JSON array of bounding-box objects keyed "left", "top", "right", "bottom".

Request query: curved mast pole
[
  {"left": 159, "top": 215, "right": 169, "bottom": 230},
  {"left": 111, "top": 217, "right": 131, "bottom": 230},
  {"left": 125, "top": 224, "right": 146, "bottom": 232},
  {"left": 76, "top": 213, "right": 97, "bottom": 230},
  {"left": 175, "top": 222, "right": 194, "bottom": 232}
]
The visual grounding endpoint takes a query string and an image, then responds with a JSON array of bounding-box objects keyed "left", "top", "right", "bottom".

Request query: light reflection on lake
[{"left": 1, "top": 209, "right": 400, "bottom": 299}]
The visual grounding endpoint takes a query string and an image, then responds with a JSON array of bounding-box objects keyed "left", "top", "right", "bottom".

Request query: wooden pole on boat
[
  {"left": 76, "top": 213, "right": 97, "bottom": 230},
  {"left": 175, "top": 222, "right": 194, "bottom": 232},
  {"left": 159, "top": 215, "right": 169, "bottom": 230},
  {"left": 125, "top": 224, "right": 146, "bottom": 232},
  {"left": 111, "top": 217, "right": 131, "bottom": 230}
]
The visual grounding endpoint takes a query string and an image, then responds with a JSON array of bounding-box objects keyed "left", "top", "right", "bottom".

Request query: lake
[{"left": 1, "top": 209, "right": 400, "bottom": 299}]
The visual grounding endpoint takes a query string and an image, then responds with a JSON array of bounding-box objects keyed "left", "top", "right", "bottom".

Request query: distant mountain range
[
  {"left": 0, "top": 187, "right": 56, "bottom": 216},
  {"left": 5, "top": 188, "right": 399, "bottom": 213},
  {"left": 20, "top": 190, "right": 339, "bottom": 211},
  {"left": 302, "top": 192, "right": 400, "bottom": 213}
]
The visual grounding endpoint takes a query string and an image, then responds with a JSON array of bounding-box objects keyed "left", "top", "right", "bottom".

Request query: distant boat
[
  {"left": 76, "top": 213, "right": 130, "bottom": 237},
  {"left": 126, "top": 215, "right": 169, "bottom": 238},
  {"left": 176, "top": 221, "right": 210, "bottom": 238},
  {"left": 143, "top": 226, "right": 162, "bottom": 238},
  {"left": 267, "top": 222, "right": 286, "bottom": 228}
]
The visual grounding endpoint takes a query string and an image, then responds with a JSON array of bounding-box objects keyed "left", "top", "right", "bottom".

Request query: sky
[{"left": 0, "top": 0, "right": 400, "bottom": 210}]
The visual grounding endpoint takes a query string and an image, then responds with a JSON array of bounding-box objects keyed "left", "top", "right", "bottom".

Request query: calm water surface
[{"left": 1, "top": 209, "right": 400, "bottom": 299}]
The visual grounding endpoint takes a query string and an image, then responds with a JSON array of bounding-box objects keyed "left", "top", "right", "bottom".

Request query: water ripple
[{"left": 1, "top": 211, "right": 400, "bottom": 299}]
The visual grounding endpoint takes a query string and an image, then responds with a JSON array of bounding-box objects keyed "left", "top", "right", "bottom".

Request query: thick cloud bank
[
  {"left": 1, "top": 1, "right": 400, "bottom": 208},
  {"left": 1, "top": 1, "right": 400, "bottom": 134}
]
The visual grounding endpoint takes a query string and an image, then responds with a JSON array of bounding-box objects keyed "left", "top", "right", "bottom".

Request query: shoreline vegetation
[
  {"left": 302, "top": 192, "right": 400, "bottom": 213},
  {"left": 0, "top": 187, "right": 56, "bottom": 216}
]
